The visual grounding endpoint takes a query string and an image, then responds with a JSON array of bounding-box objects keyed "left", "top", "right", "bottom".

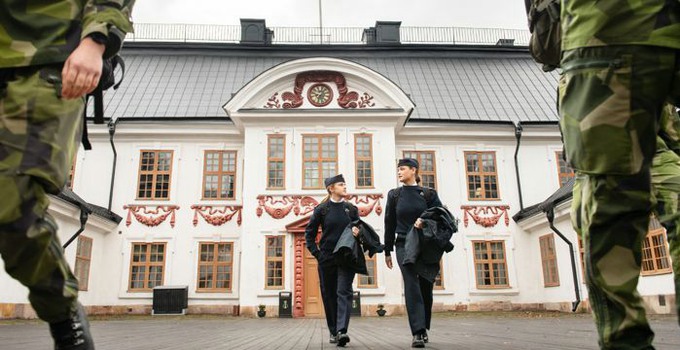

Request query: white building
[{"left": 1, "top": 22, "right": 675, "bottom": 318}]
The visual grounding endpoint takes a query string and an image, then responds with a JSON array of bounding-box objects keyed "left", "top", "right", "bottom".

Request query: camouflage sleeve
[
  {"left": 658, "top": 104, "right": 680, "bottom": 156},
  {"left": 81, "top": 0, "right": 135, "bottom": 57}
]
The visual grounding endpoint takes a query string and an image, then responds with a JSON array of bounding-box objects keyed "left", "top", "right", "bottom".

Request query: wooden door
[{"left": 303, "top": 246, "right": 324, "bottom": 318}]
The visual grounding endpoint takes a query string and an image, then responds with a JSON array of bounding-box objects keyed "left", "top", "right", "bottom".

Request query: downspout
[
  {"left": 514, "top": 122, "right": 524, "bottom": 210},
  {"left": 63, "top": 204, "right": 91, "bottom": 249},
  {"left": 546, "top": 208, "right": 581, "bottom": 312},
  {"left": 108, "top": 119, "right": 119, "bottom": 211}
]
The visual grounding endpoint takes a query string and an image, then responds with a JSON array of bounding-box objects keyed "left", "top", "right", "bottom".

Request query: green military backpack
[{"left": 525, "top": 0, "right": 561, "bottom": 72}]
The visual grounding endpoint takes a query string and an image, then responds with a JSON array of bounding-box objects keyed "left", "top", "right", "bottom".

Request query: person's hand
[
  {"left": 61, "top": 37, "right": 105, "bottom": 99},
  {"left": 414, "top": 218, "right": 424, "bottom": 229},
  {"left": 352, "top": 226, "right": 360, "bottom": 237},
  {"left": 385, "top": 255, "right": 393, "bottom": 269}
]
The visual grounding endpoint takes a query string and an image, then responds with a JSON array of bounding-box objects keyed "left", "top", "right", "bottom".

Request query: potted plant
[
  {"left": 257, "top": 304, "right": 266, "bottom": 318},
  {"left": 376, "top": 304, "right": 386, "bottom": 317}
]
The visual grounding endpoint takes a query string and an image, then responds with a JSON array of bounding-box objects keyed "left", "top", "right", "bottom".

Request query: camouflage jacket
[
  {"left": 561, "top": 0, "right": 680, "bottom": 50},
  {"left": 0, "top": 0, "right": 135, "bottom": 68}
]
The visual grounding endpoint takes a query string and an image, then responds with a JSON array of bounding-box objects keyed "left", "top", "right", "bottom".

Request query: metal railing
[{"left": 127, "top": 23, "right": 530, "bottom": 46}]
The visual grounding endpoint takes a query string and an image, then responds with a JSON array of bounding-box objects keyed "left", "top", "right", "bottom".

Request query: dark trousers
[
  {"left": 396, "top": 241, "right": 434, "bottom": 335},
  {"left": 318, "top": 262, "right": 355, "bottom": 335}
]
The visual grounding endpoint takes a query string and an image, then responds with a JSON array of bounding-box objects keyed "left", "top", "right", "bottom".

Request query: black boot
[
  {"left": 329, "top": 334, "right": 338, "bottom": 344},
  {"left": 49, "top": 303, "right": 94, "bottom": 350},
  {"left": 411, "top": 333, "right": 425, "bottom": 348},
  {"left": 337, "top": 332, "right": 350, "bottom": 347},
  {"left": 423, "top": 330, "right": 429, "bottom": 343}
]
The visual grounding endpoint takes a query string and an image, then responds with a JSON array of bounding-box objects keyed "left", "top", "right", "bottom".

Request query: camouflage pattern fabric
[
  {"left": 562, "top": 43, "right": 680, "bottom": 348},
  {"left": 0, "top": 0, "right": 134, "bottom": 324},
  {"left": 0, "top": 65, "right": 83, "bottom": 322},
  {"left": 0, "top": 0, "right": 135, "bottom": 68},
  {"left": 561, "top": 0, "right": 680, "bottom": 51}
]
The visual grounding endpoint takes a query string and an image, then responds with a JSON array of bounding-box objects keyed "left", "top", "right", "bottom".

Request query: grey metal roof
[
  {"left": 57, "top": 189, "right": 123, "bottom": 224},
  {"left": 513, "top": 178, "right": 574, "bottom": 223},
  {"left": 99, "top": 44, "right": 559, "bottom": 124}
]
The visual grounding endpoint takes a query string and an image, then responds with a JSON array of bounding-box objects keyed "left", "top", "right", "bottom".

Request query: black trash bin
[
  {"left": 152, "top": 285, "right": 188, "bottom": 315},
  {"left": 279, "top": 291, "right": 292, "bottom": 318},
  {"left": 351, "top": 291, "right": 361, "bottom": 316}
]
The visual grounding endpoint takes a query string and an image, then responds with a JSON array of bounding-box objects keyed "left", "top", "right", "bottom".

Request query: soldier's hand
[
  {"left": 385, "top": 255, "right": 393, "bottom": 269},
  {"left": 61, "top": 37, "right": 105, "bottom": 99}
]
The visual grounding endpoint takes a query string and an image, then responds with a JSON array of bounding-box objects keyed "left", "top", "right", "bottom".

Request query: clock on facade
[{"left": 307, "top": 83, "right": 333, "bottom": 107}]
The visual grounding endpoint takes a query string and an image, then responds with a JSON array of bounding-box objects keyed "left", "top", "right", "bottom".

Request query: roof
[
  {"left": 513, "top": 178, "right": 574, "bottom": 223},
  {"left": 97, "top": 43, "right": 559, "bottom": 124},
  {"left": 56, "top": 188, "right": 123, "bottom": 224}
]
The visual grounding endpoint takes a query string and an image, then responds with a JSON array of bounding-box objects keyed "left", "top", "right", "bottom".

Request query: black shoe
[
  {"left": 411, "top": 334, "right": 425, "bottom": 348},
  {"left": 337, "top": 333, "right": 350, "bottom": 347},
  {"left": 49, "top": 303, "right": 94, "bottom": 350},
  {"left": 423, "top": 331, "right": 429, "bottom": 343},
  {"left": 329, "top": 334, "right": 338, "bottom": 344}
]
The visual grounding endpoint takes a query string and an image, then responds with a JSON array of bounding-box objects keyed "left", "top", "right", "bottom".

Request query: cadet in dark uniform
[
  {"left": 305, "top": 174, "right": 360, "bottom": 347},
  {"left": 384, "top": 158, "right": 443, "bottom": 348}
]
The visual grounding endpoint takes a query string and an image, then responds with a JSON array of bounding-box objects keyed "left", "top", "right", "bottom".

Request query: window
[
  {"left": 539, "top": 234, "right": 560, "bottom": 287},
  {"left": 203, "top": 151, "right": 237, "bottom": 200},
  {"left": 197, "top": 242, "right": 234, "bottom": 292},
  {"left": 355, "top": 134, "right": 373, "bottom": 188},
  {"left": 465, "top": 151, "right": 499, "bottom": 200},
  {"left": 641, "top": 217, "right": 672, "bottom": 275},
  {"left": 402, "top": 151, "right": 437, "bottom": 189},
  {"left": 265, "top": 236, "right": 285, "bottom": 289},
  {"left": 433, "top": 260, "right": 444, "bottom": 290},
  {"left": 137, "top": 150, "right": 173, "bottom": 200},
  {"left": 473, "top": 241, "right": 509, "bottom": 289},
  {"left": 556, "top": 151, "right": 575, "bottom": 188},
  {"left": 67, "top": 155, "right": 77, "bottom": 190},
  {"left": 74, "top": 236, "right": 92, "bottom": 291},
  {"left": 129, "top": 243, "right": 166, "bottom": 291},
  {"left": 358, "top": 254, "right": 378, "bottom": 288},
  {"left": 577, "top": 234, "right": 586, "bottom": 278},
  {"left": 267, "top": 135, "right": 286, "bottom": 189},
  {"left": 303, "top": 135, "right": 338, "bottom": 189}
]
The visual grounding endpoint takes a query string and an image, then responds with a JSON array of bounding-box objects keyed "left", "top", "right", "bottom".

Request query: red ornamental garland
[
  {"left": 191, "top": 205, "right": 242, "bottom": 227},
  {"left": 256, "top": 194, "right": 383, "bottom": 220},
  {"left": 123, "top": 205, "right": 180, "bottom": 228},
  {"left": 460, "top": 205, "right": 511, "bottom": 228},
  {"left": 346, "top": 194, "right": 383, "bottom": 217},
  {"left": 278, "top": 71, "right": 373, "bottom": 109}
]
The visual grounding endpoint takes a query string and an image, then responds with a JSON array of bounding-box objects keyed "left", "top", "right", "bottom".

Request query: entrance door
[{"left": 303, "top": 246, "right": 324, "bottom": 318}]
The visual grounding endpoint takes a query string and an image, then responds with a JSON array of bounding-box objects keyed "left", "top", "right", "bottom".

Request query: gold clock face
[{"left": 307, "top": 83, "right": 333, "bottom": 107}]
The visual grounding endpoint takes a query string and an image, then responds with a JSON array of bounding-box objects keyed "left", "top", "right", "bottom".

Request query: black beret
[
  {"left": 324, "top": 174, "right": 345, "bottom": 188},
  {"left": 398, "top": 158, "right": 419, "bottom": 169}
]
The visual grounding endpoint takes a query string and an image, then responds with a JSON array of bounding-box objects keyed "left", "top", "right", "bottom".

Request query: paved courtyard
[{"left": 1, "top": 312, "right": 678, "bottom": 349}]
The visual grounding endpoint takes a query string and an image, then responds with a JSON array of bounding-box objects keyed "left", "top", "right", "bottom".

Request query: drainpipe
[
  {"left": 63, "top": 203, "right": 91, "bottom": 249},
  {"left": 108, "top": 119, "right": 119, "bottom": 211},
  {"left": 546, "top": 208, "right": 581, "bottom": 312},
  {"left": 514, "top": 122, "right": 524, "bottom": 210}
]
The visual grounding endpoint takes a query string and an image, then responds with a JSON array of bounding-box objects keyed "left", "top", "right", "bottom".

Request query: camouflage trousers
[
  {"left": 650, "top": 148, "right": 680, "bottom": 328},
  {"left": 0, "top": 64, "right": 83, "bottom": 323},
  {"left": 562, "top": 45, "right": 680, "bottom": 349}
]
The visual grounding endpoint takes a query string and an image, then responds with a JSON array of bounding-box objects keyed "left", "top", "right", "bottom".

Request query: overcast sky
[{"left": 134, "top": 0, "right": 528, "bottom": 30}]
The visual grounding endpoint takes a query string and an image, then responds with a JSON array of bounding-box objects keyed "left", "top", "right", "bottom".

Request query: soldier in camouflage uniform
[
  {"left": 560, "top": 1, "right": 680, "bottom": 348},
  {"left": 0, "top": 1, "right": 134, "bottom": 349}
]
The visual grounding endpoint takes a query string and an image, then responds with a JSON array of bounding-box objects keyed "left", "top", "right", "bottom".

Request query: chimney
[
  {"left": 240, "top": 19, "right": 274, "bottom": 45},
  {"left": 496, "top": 38, "right": 515, "bottom": 46},
  {"left": 363, "top": 21, "right": 401, "bottom": 45}
]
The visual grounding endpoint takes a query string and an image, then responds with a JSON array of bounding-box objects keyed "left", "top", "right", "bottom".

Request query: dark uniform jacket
[
  {"left": 333, "top": 219, "right": 384, "bottom": 275},
  {"left": 403, "top": 206, "right": 457, "bottom": 282}
]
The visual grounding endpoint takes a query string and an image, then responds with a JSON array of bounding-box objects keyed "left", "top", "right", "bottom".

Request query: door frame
[{"left": 286, "top": 216, "right": 321, "bottom": 318}]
